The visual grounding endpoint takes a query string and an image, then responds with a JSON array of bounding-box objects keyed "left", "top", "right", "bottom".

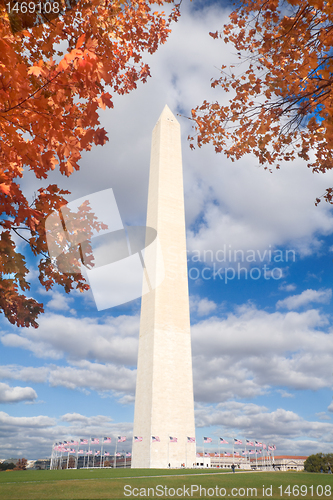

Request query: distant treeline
[
  {"left": 0, "top": 459, "right": 27, "bottom": 471},
  {"left": 304, "top": 454, "right": 333, "bottom": 473},
  {"left": 0, "top": 463, "right": 15, "bottom": 471}
]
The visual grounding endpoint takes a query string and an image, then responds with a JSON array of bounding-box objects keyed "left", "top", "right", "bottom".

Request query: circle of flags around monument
[
  {"left": 51, "top": 436, "right": 132, "bottom": 469},
  {"left": 51, "top": 435, "right": 276, "bottom": 469}
]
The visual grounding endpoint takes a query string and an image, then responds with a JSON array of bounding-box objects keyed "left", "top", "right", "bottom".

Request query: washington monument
[{"left": 131, "top": 106, "right": 196, "bottom": 469}]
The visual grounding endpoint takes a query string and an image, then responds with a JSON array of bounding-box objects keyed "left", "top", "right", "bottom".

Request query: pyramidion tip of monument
[{"left": 158, "top": 104, "right": 178, "bottom": 123}]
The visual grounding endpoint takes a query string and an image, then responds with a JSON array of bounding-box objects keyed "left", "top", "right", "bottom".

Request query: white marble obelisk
[{"left": 131, "top": 106, "right": 196, "bottom": 469}]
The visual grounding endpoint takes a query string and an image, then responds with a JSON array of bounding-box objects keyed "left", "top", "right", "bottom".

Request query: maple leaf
[
  {"left": 0, "top": 183, "right": 11, "bottom": 195},
  {"left": 0, "top": 0, "right": 179, "bottom": 328},
  {"left": 191, "top": 0, "right": 333, "bottom": 204},
  {"left": 27, "top": 66, "right": 43, "bottom": 77}
]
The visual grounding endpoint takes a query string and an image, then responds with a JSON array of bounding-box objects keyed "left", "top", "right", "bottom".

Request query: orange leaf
[
  {"left": 76, "top": 34, "right": 86, "bottom": 49},
  {"left": 27, "top": 66, "right": 43, "bottom": 77},
  {"left": 0, "top": 183, "right": 11, "bottom": 195}
]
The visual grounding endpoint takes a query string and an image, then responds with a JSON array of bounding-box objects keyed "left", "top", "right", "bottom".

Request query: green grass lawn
[{"left": 0, "top": 468, "right": 332, "bottom": 500}]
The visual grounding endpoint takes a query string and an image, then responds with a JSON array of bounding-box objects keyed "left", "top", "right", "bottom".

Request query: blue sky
[{"left": 1, "top": 0, "right": 333, "bottom": 460}]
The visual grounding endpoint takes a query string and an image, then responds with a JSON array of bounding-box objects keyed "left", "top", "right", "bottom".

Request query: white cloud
[
  {"left": 191, "top": 304, "right": 333, "bottom": 401},
  {"left": 316, "top": 412, "right": 331, "bottom": 421},
  {"left": 277, "top": 390, "right": 295, "bottom": 398},
  {"left": 190, "top": 295, "right": 217, "bottom": 316},
  {"left": 0, "top": 412, "right": 132, "bottom": 459},
  {"left": 1, "top": 313, "right": 139, "bottom": 364},
  {"left": 0, "top": 361, "right": 136, "bottom": 397},
  {"left": 0, "top": 411, "right": 55, "bottom": 429},
  {"left": 60, "top": 413, "right": 113, "bottom": 425},
  {"left": 48, "top": 361, "right": 136, "bottom": 394},
  {"left": 328, "top": 402, "right": 333, "bottom": 413},
  {"left": 279, "top": 283, "right": 297, "bottom": 292},
  {"left": 2, "top": 302, "right": 333, "bottom": 405},
  {"left": 47, "top": 291, "right": 73, "bottom": 312},
  {"left": 195, "top": 401, "right": 333, "bottom": 455},
  {"left": 276, "top": 288, "right": 332, "bottom": 310},
  {"left": 0, "top": 366, "right": 50, "bottom": 383},
  {"left": 0, "top": 383, "right": 37, "bottom": 404}
]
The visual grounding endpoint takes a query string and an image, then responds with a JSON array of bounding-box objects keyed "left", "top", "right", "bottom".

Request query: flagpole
[
  {"left": 125, "top": 450, "right": 126, "bottom": 469},
  {"left": 50, "top": 443, "right": 54, "bottom": 470},
  {"left": 75, "top": 440, "right": 78, "bottom": 469},
  {"left": 186, "top": 438, "right": 187, "bottom": 468},
  {"left": 150, "top": 435, "right": 152, "bottom": 468},
  {"left": 168, "top": 436, "right": 170, "bottom": 467},
  {"left": 203, "top": 438, "right": 204, "bottom": 463},
  {"left": 114, "top": 439, "right": 118, "bottom": 469}
]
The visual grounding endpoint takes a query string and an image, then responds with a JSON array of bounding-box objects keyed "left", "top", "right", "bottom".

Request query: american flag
[
  {"left": 104, "top": 452, "right": 110, "bottom": 456},
  {"left": 234, "top": 451, "right": 240, "bottom": 456},
  {"left": 234, "top": 438, "right": 242, "bottom": 445},
  {"left": 246, "top": 440, "right": 254, "bottom": 446},
  {"left": 273, "top": 445, "right": 276, "bottom": 450},
  {"left": 242, "top": 450, "right": 247, "bottom": 455},
  {"left": 91, "top": 438, "right": 99, "bottom": 444},
  {"left": 95, "top": 451, "right": 100, "bottom": 455},
  {"left": 203, "top": 437, "right": 212, "bottom": 443},
  {"left": 70, "top": 449, "right": 76, "bottom": 453},
  {"left": 225, "top": 453, "right": 231, "bottom": 457},
  {"left": 116, "top": 452, "right": 121, "bottom": 457},
  {"left": 79, "top": 450, "right": 84, "bottom": 453},
  {"left": 187, "top": 437, "right": 195, "bottom": 443},
  {"left": 249, "top": 450, "right": 255, "bottom": 454},
  {"left": 134, "top": 436, "right": 143, "bottom": 442},
  {"left": 80, "top": 439, "right": 88, "bottom": 445},
  {"left": 263, "top": 443, "right": 266, "bottom": 450},
  {"left": 104, "top": 437, "right": 111, "bottom": 443},
  {"left": 87, "top": 451, "right": 92, "bottom": 455},
  {"left": 255, "top": 441, "right": 262, "bottom": 447},
  {"left": 196, "top": 453, "right": 201, "bottom": 457},
  {"left": 169, "top": 437, "right": 177, "bottom": 443},
  {"left": 126, "top": 452, "right": 131, "bottom": 457},
  {"left": 71, "top": 440, "right": 79, "bottom": 445},
  {"left": 118, "top": 436, "right": 126, "bottom": 443},
  {"left": 257, "top": 449, "right": 262, "bottom": 454},
  {"left": 152, "top": 436, "right": 160, "bottom": 442},
  {"left": 215, "top": 453, "right": 220, "bottom": 457},
  {"left": 205, "top": 452, "right": 210, "bottom": 457},
  {"left": 220, "top": 438, "right": 228, "bottom": 444},
  {"left": 268, "top": 445, "right": 274, "bottom": 451}
]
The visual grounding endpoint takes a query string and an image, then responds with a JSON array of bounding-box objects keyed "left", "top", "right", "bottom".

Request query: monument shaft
[{"left": 132, "top": 106, "right": 196, "bottom": 468}]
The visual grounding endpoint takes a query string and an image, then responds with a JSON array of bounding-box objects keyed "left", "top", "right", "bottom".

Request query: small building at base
[
  {"left": 253, "top": 456, "right": 308, "bottom": 471},
  {"left": 195, "top": 453, "right": 307, "bottom": 471}
]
